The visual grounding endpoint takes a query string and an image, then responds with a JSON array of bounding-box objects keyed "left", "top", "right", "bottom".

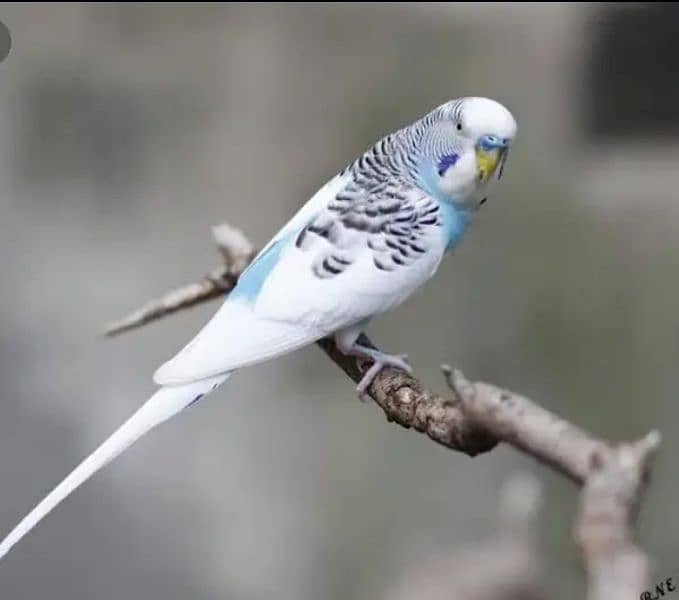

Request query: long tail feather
[{"left": 0, "top": 373, "right": 229, "bottom": 560}]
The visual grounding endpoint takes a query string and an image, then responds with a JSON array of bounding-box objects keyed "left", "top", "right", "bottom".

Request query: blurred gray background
[{"left": 0, "top": 3, "right": 677, "bottom": 599}]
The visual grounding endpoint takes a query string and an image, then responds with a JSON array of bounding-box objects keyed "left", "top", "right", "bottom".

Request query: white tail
[{"left": 0, "top": 373, "right": 229, "bottom": 560}]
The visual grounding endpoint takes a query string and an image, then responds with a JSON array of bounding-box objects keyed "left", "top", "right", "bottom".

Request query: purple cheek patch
[{"left": 437, "top": 153, "right": 459, "bottom": 176}]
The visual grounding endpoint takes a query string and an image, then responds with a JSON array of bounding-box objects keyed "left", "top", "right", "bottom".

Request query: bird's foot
[{"left": 348, "top": 346, "right": 412, "bottom": 402}]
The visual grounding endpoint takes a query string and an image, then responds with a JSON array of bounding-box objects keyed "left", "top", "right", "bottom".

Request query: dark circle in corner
[{"left": 0, "top": 21, "right": 11, "bottom": 64}]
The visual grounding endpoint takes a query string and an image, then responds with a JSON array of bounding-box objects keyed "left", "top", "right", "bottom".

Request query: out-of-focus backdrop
[{"left": 0, "top": 3, "right": 677, "bottom": 599}]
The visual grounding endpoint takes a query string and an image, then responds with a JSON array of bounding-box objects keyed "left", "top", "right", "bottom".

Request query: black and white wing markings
[
  {"left": 295, "top": 179, "right": 441, "bottom": 279},
  {"left": 368, "top": 189, "right": 440, "bottom": 273}
]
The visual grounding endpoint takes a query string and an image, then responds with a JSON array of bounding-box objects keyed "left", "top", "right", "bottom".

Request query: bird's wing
[
  {"left": 154, "top": 175, "right": 445, "bottom": 385},
  {"left": 244, "top": 174, "right": 349, "bottom": 275}
]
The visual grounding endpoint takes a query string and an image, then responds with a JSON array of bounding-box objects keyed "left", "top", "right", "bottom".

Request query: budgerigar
[{"left": 0, "top": 96, "right": 517, "bottom": 561}]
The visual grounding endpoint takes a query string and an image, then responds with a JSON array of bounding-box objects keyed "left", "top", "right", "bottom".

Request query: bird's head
[{"left": 418, "top": 97, "right": 517, "bottom": 208}]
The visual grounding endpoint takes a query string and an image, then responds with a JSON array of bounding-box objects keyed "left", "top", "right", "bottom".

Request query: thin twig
[{"left": 103, "top": 223, "right": 255, "bottom": 337}]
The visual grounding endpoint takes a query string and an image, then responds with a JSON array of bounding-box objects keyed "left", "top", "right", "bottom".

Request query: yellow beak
[{"left": 475, "top": 147, "right": 504, "bottom": 183}]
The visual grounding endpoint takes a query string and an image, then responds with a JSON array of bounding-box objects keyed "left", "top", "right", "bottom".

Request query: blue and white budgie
[{"left": 0, "top": 96, "right": 516, "bottom": 560}]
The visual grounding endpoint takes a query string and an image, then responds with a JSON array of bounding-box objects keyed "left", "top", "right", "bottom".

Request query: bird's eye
[{"left": 456, "top": 123, "right": 463, "bottom": 132}]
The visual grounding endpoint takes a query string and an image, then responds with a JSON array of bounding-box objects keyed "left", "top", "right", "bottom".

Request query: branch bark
[
  {"left": 104, "top": 222, "right": 661, "bottom": 600},
  {"left": 444, "top": 369, "right": 660, "bottom": 600}
]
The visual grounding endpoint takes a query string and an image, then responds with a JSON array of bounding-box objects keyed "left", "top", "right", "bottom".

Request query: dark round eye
[{"left": 456, "top": 123, "right": 462, "bottom": 131}]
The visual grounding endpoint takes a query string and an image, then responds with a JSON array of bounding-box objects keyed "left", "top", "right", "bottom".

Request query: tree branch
[
  {"left": 104, "top": 221, "right": 661, "bottom": 599},
  {"left": 574, "top": 432, "right": 660, "bottom": 600},
  {"left": 444, "top": 368, "right": 660, "bottom": 600},
  {"left": 103, "top": 224, "right": 255, "bottom": 336}
]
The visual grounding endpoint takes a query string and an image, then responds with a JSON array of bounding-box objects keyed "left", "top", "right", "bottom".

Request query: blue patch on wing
[{"left": 230, "top": 238, "right": 288, "bottom": 302}]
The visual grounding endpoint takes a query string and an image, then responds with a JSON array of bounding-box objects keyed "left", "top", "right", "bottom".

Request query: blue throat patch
[
  {"left": 437, "top": 201, "right": 472, "bottom": 251},
  {"left": 418, "top": 157, "right": 473, "bottom": 251}
]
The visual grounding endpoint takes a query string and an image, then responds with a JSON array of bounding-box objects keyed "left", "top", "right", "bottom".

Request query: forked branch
[{"left": 104, "top": 222, "right": 660, "bottom": 600}]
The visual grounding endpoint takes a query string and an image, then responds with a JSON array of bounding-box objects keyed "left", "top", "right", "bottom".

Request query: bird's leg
[
  {"left": 349, "top": 345, "right": 412, "bottom": 399},
  {"left": 334, "top": 327, "right": 412, "bottom": 401}
]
